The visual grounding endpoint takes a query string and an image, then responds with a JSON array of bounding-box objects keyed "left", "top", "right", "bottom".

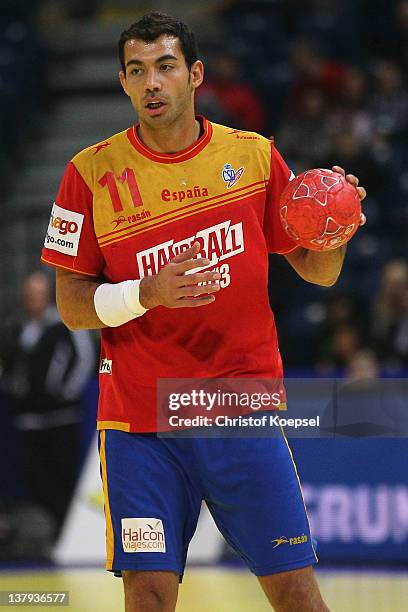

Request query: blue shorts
[{"left": 99, "top": 429, "right": 317, "bottom": 578}]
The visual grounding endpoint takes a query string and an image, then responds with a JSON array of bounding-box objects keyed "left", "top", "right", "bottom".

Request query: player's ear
[
  {"left": 119, "top": 71, "right": 130, "bottom": 96},
  {"left": 190, "top": 60, "right": 204, "bottom": 90}
]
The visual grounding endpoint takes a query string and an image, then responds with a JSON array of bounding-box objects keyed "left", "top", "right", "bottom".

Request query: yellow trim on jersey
[
  {"left": 70, "top": 120, "right": 273, "bottom": 251},
  {"left": 97, "top": 420, "right": 131, "bottom": 432},
  {"left": 99, "top": 183, "right": 267, "bottom": 248},
  {"left": 97, "top": 178, "right": 267, "bottom": 242},
  {"left": 99, "top": 430, "right": 115, "bottom": 570},
  {"left": 280, "top": 423, "right": 319, "bottom": 563}
]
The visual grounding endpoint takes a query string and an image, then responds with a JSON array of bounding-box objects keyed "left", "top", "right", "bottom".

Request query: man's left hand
[{"left": 332, "top": 165, "right": 367, "bottom": 226}]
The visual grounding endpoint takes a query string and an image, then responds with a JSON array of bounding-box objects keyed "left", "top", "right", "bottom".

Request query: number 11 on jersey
[{"left": 99, "top": 168, "right": 143, "bottom": 212}]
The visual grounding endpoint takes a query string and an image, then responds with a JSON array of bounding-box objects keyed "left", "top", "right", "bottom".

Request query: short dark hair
[{"left": 118, "top": 12, "right": 198, "bottom": 73}]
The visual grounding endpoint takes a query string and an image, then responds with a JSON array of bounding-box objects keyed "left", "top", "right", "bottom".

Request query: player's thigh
[
  {"left": 122, "top": 570, "right": 179, "bottom": 612},
  {"left": 197, "top": 434, "right": 317, "bottom": 576},
  {"left": 258, "top": 566, "right": 329, "bottom": 612},
  {"left": 100, "top": 430, "right": 202, "bottom": 577}
]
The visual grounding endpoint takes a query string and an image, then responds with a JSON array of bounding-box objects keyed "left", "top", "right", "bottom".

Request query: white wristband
[{"left": 94, "top": 280, "right": 148, "bottom": 327}]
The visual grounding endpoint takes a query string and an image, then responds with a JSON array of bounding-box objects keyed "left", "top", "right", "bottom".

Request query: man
[
  {"left": 0, "top": 272, "right": 95, "bottom": 538},
  {"left": 41, "top": 12, "right": 366, "bottom": 612}
]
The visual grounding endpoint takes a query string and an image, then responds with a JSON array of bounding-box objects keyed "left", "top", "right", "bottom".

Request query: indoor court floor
[{"left": 0, "top": 566, "right": 407, "bottom": 611}]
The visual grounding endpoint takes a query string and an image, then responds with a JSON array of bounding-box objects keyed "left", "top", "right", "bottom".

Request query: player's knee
[
  {"left": 122, "top": 570, "right": 178, "bottom": 612},
  {"left": 259, "top": 567, "right": 329, "bottom": 612}
]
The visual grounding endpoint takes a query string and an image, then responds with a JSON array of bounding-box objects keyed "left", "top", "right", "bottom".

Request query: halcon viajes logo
[{"left": 121, "top": 518, "right": 166, "bottom": 553}]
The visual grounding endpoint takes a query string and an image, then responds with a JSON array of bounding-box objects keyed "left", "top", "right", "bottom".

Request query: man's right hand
[{"left": 139, "top": 242, "right": 221, "bottom": 309}]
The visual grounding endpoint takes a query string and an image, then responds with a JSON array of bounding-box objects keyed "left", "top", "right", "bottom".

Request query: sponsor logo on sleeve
[
  {"left": 121, "top": 518, "right": 166, "bottom": 553},
  {"left": 44, "top": 203, "right": 84, "bottom": 256}
]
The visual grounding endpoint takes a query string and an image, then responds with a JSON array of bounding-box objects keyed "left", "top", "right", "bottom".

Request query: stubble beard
[{"left": 138, "top": 81, "right": 194, "bottom": 131}]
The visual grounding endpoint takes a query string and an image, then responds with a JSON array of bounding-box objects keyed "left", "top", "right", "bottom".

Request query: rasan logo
[
  {"left": 271, "top": 534, "right": 308, "bottom": 549},
  {"left": 121, "top": 518, "right": 166, "bottom": 553},
  {"left": 136, "top": 220, "right": 244, "bottom": 278},
  {"left": 111, "top": 209, "right": 151, "bottom": 230}
]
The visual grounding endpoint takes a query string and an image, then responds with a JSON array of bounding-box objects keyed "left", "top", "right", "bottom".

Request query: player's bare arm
[
  {"left": 284, "top": 166, "right": 367, "bottom": 287},
  {"left": 56, "top": 243, "right": 220, "bottom": 330},
  {"left": 284, "top": 244, "right": 347, "bottom": 287},
  {"left": 56, "top": 269, "right": 104, "bottom": 330}
]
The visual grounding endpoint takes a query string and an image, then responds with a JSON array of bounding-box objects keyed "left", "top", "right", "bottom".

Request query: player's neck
[{"left": 138, "top": 113, "right": 200, "bottom": 154}]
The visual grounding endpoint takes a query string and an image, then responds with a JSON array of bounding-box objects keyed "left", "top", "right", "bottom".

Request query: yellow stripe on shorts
[
  {"left": 99, "top": 430, "right": 115, "bottom": 570},
  {"left": 280, "top": 423, "right": 319, "bottom": 562}
]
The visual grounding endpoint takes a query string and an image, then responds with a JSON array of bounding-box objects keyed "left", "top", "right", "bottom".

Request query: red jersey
[{"left": 41, "top": 118, "right": 297, "bottom": 432}]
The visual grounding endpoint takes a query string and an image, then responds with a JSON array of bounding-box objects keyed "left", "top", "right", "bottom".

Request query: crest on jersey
[{"left": 222, "top": 163, "right": 245, "bottom": 188}]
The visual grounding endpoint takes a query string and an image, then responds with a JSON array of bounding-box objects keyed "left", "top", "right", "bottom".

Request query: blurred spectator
[
  {"left": 393, "top": 1, "right": 408, "bottom": 73},
  {"left": 325, "top": 130, "right": 388, "bottom": 209},
  {"left": 0, "top": 0, "right": 47, "bottom": 193},
  {"left": 370, "top": 1, "right": 408, "bottom": 75},
  {"left": 325, "top": 349, "right": 406, "bottom": 439},
  {"left": 196, "top": 52, "right": 267, "bottom": 133},
  {"left": 370, "top": 60, "right": 408, "bottom": 145},
  {"left": 345, "top": 349, "right": 380, "bottom": 381},
  {"left": 371, "top": 260, "right": 408, "bottom": 370},
  {"left": 328, "top": 67, "right": 373, "bottom": 147},
  {"left": 276, "top": 88, "right": 331, "bottom": 170},
  {"left": 0, "top": 272, "right": 96, "bottom": 544},
  {"left": 318, "top": 323, "right": 362, "bottom": 374},
  {"left": 316, "top": 293, "right": 367, "bottom": 373},
  {"left": 323, "top": 293, "right": 361, "bottom": 329},
  {"left": 286, "top": 38, "right": 348, "bottom": 112},
  {"left": 288, "top": 0, "right": 360, "bottom": 61}
]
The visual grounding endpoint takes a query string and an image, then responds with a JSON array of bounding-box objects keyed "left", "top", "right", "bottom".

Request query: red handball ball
[{"left": 279, "top": 168, "right": 362, "bottom": 251}]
